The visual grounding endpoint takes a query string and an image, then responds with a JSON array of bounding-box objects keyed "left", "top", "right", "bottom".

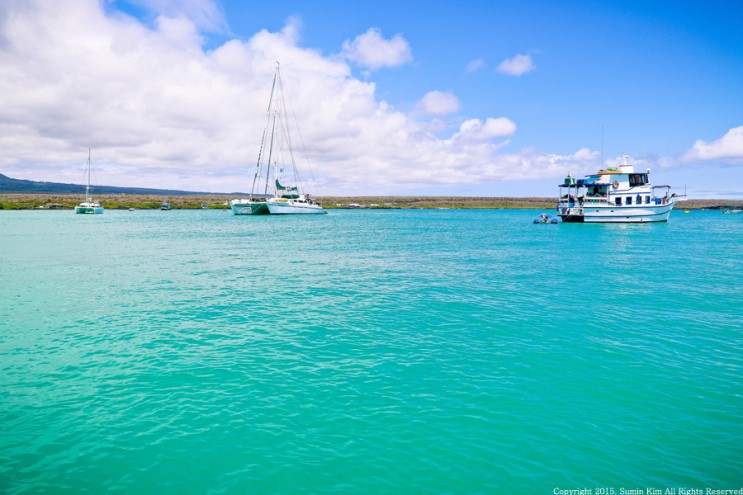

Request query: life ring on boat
[{"left": 612, "top": 180, "right": 619, "bottom": 189}]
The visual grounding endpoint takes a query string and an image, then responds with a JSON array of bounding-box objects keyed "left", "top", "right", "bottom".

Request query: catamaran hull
[
  {"left": 558, "top": 202, "right": 676, "bottom": 223},
  {"left": 230, "top": 200, "right": 269, "bottom": 215},
  {"left": 266, "top": 201, "right": 326, "bottom": 215},
  {"left": 75, "top": 206, "right": 104, "bottom": 214}
]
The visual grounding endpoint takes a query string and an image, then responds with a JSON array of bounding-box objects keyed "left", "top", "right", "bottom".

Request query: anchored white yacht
[
  {"left": 557, "top": 156, "right": 685, "bottom": 223},
  {"left": 266, "top": 180, "right": 325, "bottom": 214}
]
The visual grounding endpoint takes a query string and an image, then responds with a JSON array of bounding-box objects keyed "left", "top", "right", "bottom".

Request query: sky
[{"left": 0, "top": 0, "right": 741, "bottom": 198}]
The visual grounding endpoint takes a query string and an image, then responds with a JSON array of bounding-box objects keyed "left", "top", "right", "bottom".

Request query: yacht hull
[
  {"left": 266, "top": 200, "right": 325, "bottom": 215},
  {"left": 558, "top": 202, "right": 676, "bottom": 223},
  {"left": 230, "top": 199, "right": 269, "bottom": 215},
  {"left": 75, "top": 205, "right": 104, "bottom": 214}
]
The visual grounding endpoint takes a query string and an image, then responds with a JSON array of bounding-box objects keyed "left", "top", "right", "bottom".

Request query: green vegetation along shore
[{"left": 1, "top": 193, "right": 741, "bottom": 211}]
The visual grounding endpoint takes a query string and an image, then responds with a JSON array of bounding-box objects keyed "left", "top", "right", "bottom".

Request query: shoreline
[{"left": 0, "top": 193, "right": 740, "bottom": 211}]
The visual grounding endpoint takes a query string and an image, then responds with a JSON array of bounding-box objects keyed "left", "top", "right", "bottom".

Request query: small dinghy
[{"left": 534, "top": 213, "right": 558, "bottom": 224}]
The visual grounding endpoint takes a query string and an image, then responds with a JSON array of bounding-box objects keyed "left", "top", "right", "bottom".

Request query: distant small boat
[
  {"left": 684, "top": 209, "right": 690, "bottom": 214},
  {"left": 75, "top": 149, "right": 104, "bottom": 215},
  {"left": 534, "top": 213, "right": 558, "bottom": 224},
  {"left": 160, "top": 201, "right": 171, "bottom": 210},
  {"left": 128, "top": 207, "right": 135, "bottom": 211},
  {"left": 721, "top": 206, "right": 742, "bottom": 214}
]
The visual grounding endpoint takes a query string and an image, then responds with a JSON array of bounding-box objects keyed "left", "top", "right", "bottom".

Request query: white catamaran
[
  {"left": 75, "top": 149, "right": 104, "bottom": 215},
  {"left": 556, "top": 156, "right": 685, "bottom": 223},
  {"left": 231, "top": 62, "right": 325, "bottom": 215}
]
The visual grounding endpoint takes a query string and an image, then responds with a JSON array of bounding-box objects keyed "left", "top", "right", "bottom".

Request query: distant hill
[{"left": 0, "top": 172, "right": 236, "bottom": 195}]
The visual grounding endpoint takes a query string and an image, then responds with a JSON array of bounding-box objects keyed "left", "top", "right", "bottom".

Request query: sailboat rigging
[
  {"left": 74, "top": 149, "right": 104, "bottom": 215},
  {"left": 230, "top": 62, "right": 325, "bottom": 215}
]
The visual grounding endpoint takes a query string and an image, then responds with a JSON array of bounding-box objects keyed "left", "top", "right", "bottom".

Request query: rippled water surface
[{"left": 1, "top": 209, "right": 741, "bottom": 494}]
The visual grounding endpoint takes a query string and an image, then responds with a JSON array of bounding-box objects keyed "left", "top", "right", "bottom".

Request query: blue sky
[{"left": 1, "top": 0, "right": 741, "bottom": 197}]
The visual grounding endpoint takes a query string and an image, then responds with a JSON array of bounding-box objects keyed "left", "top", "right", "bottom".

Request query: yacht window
[
  {"left": 616, "top": 197, "right": 622, "bottom": 206},
  {"left": 626, "top": 196, "right": 633, "bottom": 205},
  {"left": 629, "top": 174, "right": 649, "bottom": 186},
  {"left": 636, "top": 195, "right": 642, "bottom": 204},
  {"left": 645, "top": 196, "right": 650, "bottom": 204}
]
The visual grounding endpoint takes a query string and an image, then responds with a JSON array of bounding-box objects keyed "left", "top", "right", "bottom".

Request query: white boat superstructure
[
  {"left": 75, "top": 149, "right": 104, "bottom": 215},
  {"left": 266, "top": 180, "right": 325, "bottom": 214},
  {"left": 231, "top": 62, "right": 324, "bottom": 216},
  {"left": 557, "top": 156, "right": 685, "bottom": 223}
]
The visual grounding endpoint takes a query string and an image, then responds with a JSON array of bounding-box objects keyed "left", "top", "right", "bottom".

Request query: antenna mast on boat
[{"left": 601, "top": 125, "right": 604, "bottom": 167}]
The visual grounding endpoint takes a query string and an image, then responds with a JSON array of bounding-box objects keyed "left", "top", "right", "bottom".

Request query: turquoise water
[{"left": 1, "top": 209, "right": 741, "bottom": 494}]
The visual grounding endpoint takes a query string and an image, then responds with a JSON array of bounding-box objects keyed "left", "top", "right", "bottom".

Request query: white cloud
[
  {"left": 121, "top": 0, "right": 228, "bottom": 33},
  {"left": 0, "top": 0, "right": 589, "bottom": 195},
  {"left": 416, "top": 91, "right": 461, "bottom": 116},
  {"left": 482, "top": 148, "right": 599, "bottom": 181},
  {"left": 496, "top": 53, "right": 536, "bottom": 76},
  {"left": 340, "top": 28, "right": 413, "bottom": 70},
  {"left": 682, "top": 126, "right": 743, "bottom": 163},
  {"left": 452, "top": 118, "right": 516, "bottom": 143},
  {"left": 278, "top": 15, "right": 303, "bottom": 45},
  {"left": 465, "top": 59, "right": 486, "bottom": 73}
]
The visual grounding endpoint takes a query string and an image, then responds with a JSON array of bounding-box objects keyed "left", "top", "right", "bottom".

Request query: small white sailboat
[
  {"left": 75, "top": 149, "right": 104, "bottom": 215},
  {"left": 232, "top": 62, "right": 325, "bottom": 215}
]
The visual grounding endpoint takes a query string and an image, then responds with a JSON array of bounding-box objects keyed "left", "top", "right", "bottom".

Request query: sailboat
[
  {"left": 266, "top": 178, "right": 325, "bottom": 214},
  {"left": 75, "top": 149, "right": 104, "bottom": 214},
  {"left": 231, "top": 62, "right": 325, "bottom": 215}
]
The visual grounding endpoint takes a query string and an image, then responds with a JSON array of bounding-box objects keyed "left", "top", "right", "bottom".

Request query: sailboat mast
[
  {"left": 251, "top": 63, "right": 280, "bottom": 197},
  {"left": 276, "top": 67, "right": 298, "bottom": 187},
  {"left": 86, "top": 148, "right": 91, "bottom": 202},
  {"left": 264, "top": 112, "right": 278, "bottom": 196},
  {"left": 273, "top": 63, "right": 305, "bottom": 192},
  {"left": 251, "top": 128, "right": 266, "bottom": 196}
]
